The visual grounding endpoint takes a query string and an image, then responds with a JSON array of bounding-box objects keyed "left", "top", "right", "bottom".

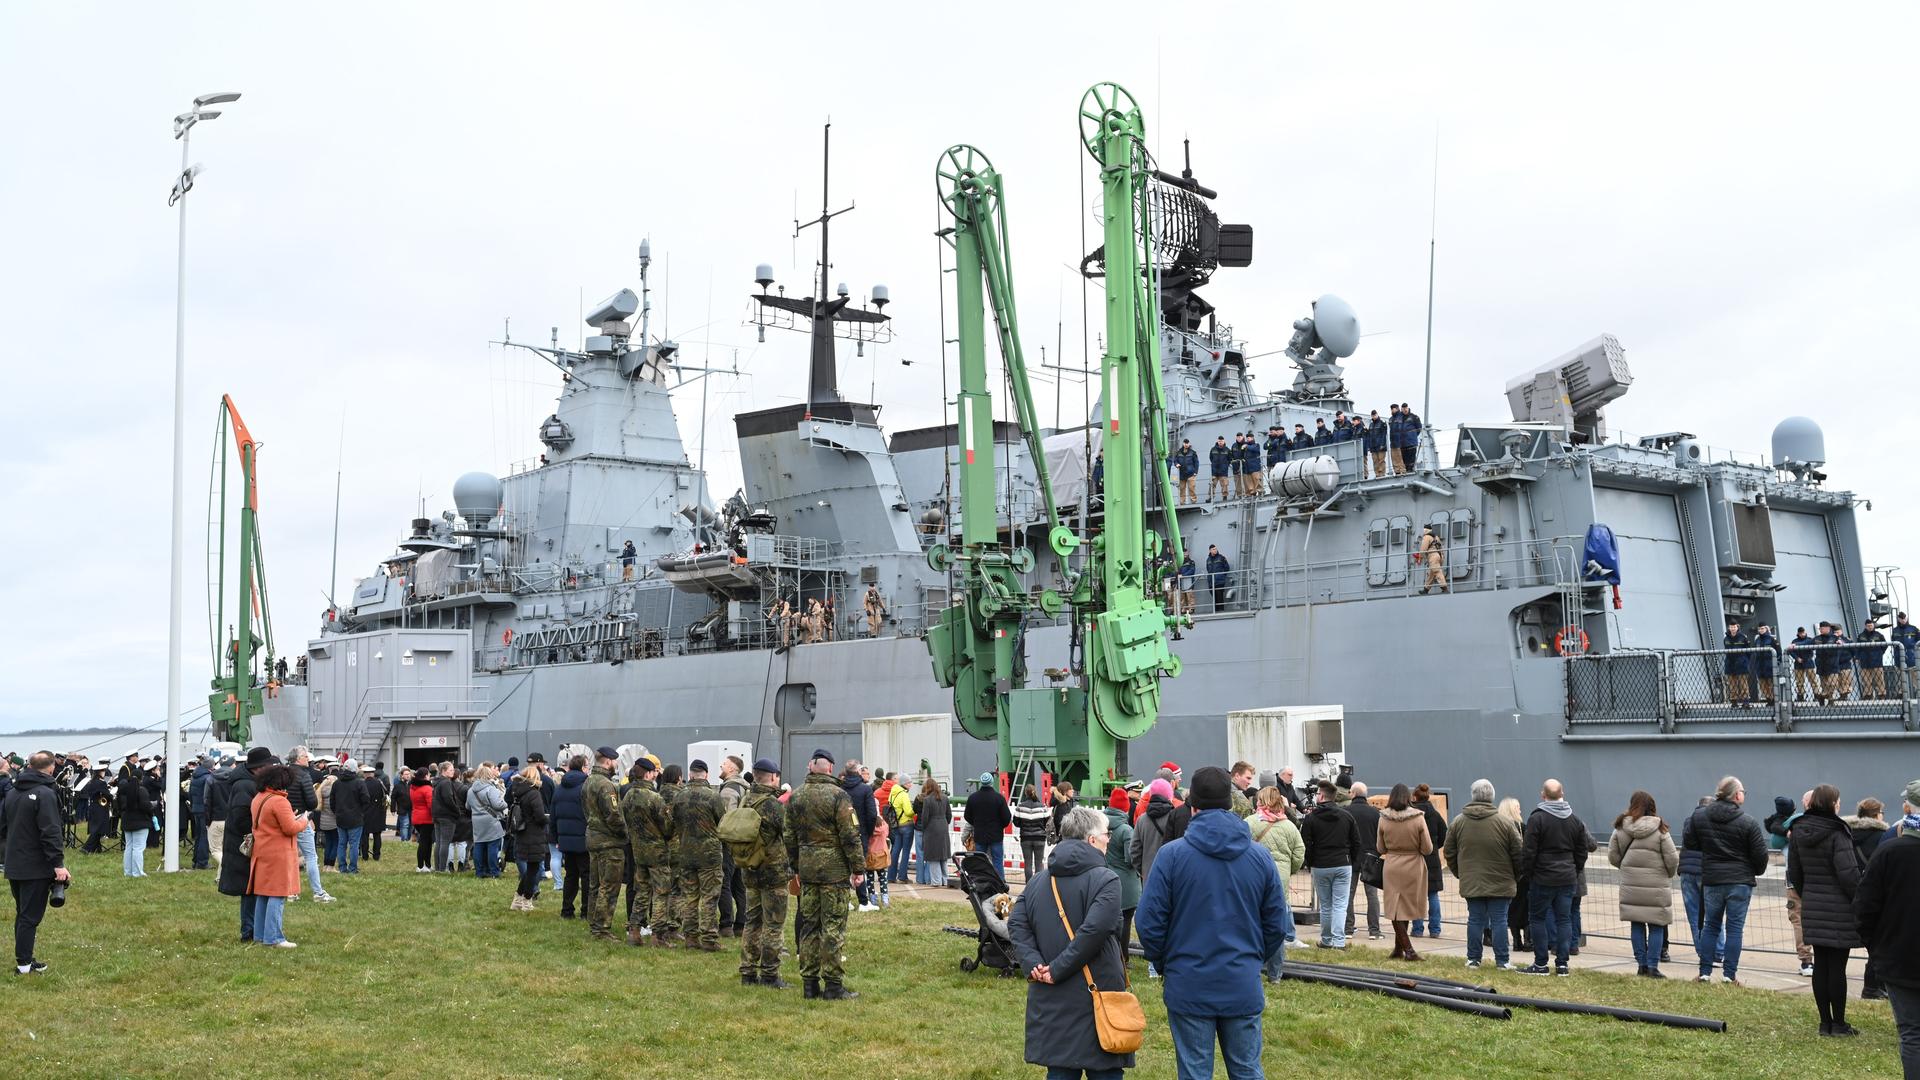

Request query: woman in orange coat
[{"left": 246, "top": 764, "right": 309, "bottom": 948}]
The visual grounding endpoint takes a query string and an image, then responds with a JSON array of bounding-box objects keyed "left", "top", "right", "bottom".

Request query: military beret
[
  {"left": 811, "top": 748, "right": 835, "bottom": 765},
  {"left": 595, "top": 746, "right": 619, "bottom": 760},
  {"left": 753, "top": 757, "right": 780, "bottom": 775},
  {"left": 689, "top": 759, "right": 709, "bottom": 773}
]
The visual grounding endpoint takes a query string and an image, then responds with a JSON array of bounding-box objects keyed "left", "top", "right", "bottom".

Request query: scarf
[
  {"left": 1536, "top": 799, "right": 1573, "bottom": 819},
  {"left": 1257, "top": 806, "right": 1285, "bottom": 823},
  {"left": 1902, "top": 812, "right": 1920, "bottom": 834}
]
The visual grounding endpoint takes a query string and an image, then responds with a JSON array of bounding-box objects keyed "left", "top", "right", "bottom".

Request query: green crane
[
  {"left": 207, "top": 394, "right": 275, "bottom": 743},
  {"left": 926, "top": 83, "right": 1183, "bottom": 797}
]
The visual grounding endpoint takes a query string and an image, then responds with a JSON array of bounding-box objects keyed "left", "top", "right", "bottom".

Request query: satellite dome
[
  {"left": 1311, "top": 295, "right": 1360, "bottom": 358},
  {"left": 452, "top": 472, "right": 503, "bottom": 528},
  {"left": 1771, "top": 416, "right": 1825, "bottom": 468}
]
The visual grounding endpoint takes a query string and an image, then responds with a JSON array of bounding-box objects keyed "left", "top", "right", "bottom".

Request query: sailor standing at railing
[
  {"left": 1722, "top": 621, "right": 1754, "bottom": 708},
  {"left": 1856, "top": 620, "right": 1890, "bottom": 699},
  {"left": 1751, "top": 624, "right": 1780, "bottom": 706},
  {"left": 1814, "top": 622, "right": 1848, "bottom": 704},
  {"left": 1790, "top": 628, "right": 1819, "bottom": 702},
  {"left": 1892, "top": 612, "right": 1919, "bottom": 697}
]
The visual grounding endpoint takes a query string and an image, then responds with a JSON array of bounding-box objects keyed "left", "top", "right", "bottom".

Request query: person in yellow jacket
[{"left": 886, "top": 779, "right": 917, "bottom": 884}]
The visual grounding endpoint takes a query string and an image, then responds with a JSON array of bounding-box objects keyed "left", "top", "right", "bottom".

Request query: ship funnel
[
  {"left": 452, "top": 472, "right": 504, "bottom": 529},
  {"left": 1772, "top": 416, "right": 1825, "bottom": 469}
]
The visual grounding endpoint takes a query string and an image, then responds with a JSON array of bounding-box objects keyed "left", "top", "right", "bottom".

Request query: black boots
[
  {"left": 741, "top": 973, "right": 760, "bottom": 986},
  {"left": 823, "top": 981, "right": 859, "bottom": 1000},
  {"left": 761, "top": 976, "right": 792, "bottom": 990},
  {"left": 803, "top": 978, "right": 821, "bottom": 999}
]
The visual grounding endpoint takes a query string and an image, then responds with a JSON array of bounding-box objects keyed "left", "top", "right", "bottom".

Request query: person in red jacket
[{"left": 409, "top": 772, "right": 436, "bottom": 871}]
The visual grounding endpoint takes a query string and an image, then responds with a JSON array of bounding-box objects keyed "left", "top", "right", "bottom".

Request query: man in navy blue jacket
[
  {"left": 1137, "top": 766, "right": 1287, "bottom": 1080},
  {"left": 1363, "top": 410, "right": 1389, "bottom": 478},
  {"left": 1207, "top": 436, "right": 1232, "bottom": 503}
]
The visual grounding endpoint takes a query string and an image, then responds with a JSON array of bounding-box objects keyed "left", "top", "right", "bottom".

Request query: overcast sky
[{"left": 3, "top": 3, "right": 1916, "bottom": 733}]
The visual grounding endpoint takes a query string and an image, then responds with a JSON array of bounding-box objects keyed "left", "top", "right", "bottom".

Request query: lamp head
[{"left": 194, "top": 91, "right": 243, "bottom": 107}]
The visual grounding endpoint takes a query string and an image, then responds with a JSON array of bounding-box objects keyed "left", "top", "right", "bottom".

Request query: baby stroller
[{"left": 954, "top": 849, "right": 1019, "bottom": 976}]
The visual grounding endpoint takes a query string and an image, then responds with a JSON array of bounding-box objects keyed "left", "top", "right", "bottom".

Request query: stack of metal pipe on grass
[{"left": 1278, "top": 960, "right": 1728, "bottom": 1032}]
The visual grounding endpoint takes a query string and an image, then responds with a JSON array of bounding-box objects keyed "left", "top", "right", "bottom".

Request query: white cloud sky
[{"left": 2, "top": 2, "right": 1916, "bottom": 731}]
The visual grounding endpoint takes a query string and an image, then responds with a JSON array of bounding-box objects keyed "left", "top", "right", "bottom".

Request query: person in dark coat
[
  {"left": 115, "top": 764, "right": 156, "bottom": 877},
  {"left": 1854, "top": 779, "right": 1920, "bottom": 1074},
  {"left": 1411, "top": 783, "right": 1448, "bottom": 937},
  {"left": 187, "top": 758, "right": 213, "bottom": 870},
  {"left": 1344, "top": 783, "right": 1384, "bottom": 941},
  {"left": 508, "top": 765, "right": 550, "bottom": 909},
  {"left": 963, "top": 773, "right": 1010, "bottom": 872},
  {"left": 2, "top": 753, "right": 70, "bottom": 974},
  {"left": 1007, "top": 806, "right": 1136, "bottom": 1077},
  {"left": 78, "top": 767, "right": 112, "bottom": 852},
  {"left": 1788, "top": 784, "right": 1863, "bottom": 1036},
  {"left": 914, "top": 779, "right": 952, "bottom": 886},
  {"left": 550, "top": 758, "right": 590, "bottom": 918},
  {"left": 330, "top": 765, "right": 371, "bottom": 874},
  {"left": 841, "top": 762, "right": 879, "bottom": 907},
  {"left": 1519, "top": 779, "right": 1589, "bottom": 974},
  {"left": 1683, "top": 776, "right": 1770, "bottom": 984},
  {"left": 216, "top": 748, "right": 272, "bottom": 942}
]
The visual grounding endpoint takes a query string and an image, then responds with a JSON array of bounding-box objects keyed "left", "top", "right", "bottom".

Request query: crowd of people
[
  {"left": 6, "top": 742, "right": 1919, "bottom": 1078},
  {"left": 1172, "top": 404, "right": 1427, "bottom": 509}
]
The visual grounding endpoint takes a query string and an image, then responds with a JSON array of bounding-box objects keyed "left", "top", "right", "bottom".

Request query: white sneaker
[
  {"left": 1799, "top": 962, "right": 1814, "bottom": 977},
  {"left": 271, "top": 941, "right": 298, "bottom": 949},
  {"left": 314, "top": 894, "right": 337, "bottom": 904}
]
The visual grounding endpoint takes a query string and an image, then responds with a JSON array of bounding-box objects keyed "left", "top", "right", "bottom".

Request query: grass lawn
[{"left": 7, "top": 843, "right": 1906, "bottom": 1078}]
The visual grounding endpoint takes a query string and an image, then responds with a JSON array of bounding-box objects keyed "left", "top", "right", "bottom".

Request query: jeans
[
  {"left": 1696, "top": 882, "right": 1752, "bottom": 979},
  {"left": 322, "top": 827, "right": 340, "bottom": 866},
  {"left": 396, "top": 816, "right": 412, "bottom": 842},
  {"left": 1885, "top": 982, "right": 1920, "bottom": 1078},
  {"left": 517, "top": 858, "right": 544, "bottom": 899},
  {"left": 1263, "top": 896, "right": 1291, "bottom": 980},
  {"left": 1311, "top": 865, "right": 1352, "bottom": 947},
  {"left": 984, "top": 839, "right": 1006, "bottom": 875},
  {"left": 122, "top": 829, "right": 149, "bottom": 876},
  {"left": 914, "top": 830, "right": 931, "bottom": 884},
  {"left": 251, "top": 895, "right": 288, "bottom": 945},
  {"left": 549, "top": 843, "right": 563, "bottom": 884},
  {"left": 1167, "top": 1010, "right": 1264, "bottom": 1080},
  {"left": 890, "top": 823, "right": 916, "bottom": 881},
  {"left": 1047, "top": 1070, "right": 1124, "bottom": 1080},
  {"left": 1465, "top": 896, "right": 1509, "bottom": 966},
  {"left": 191, "top": 810, "right": 211, "bottom": 868},
  {"left": 1021, "top": 840, "right": 1047, "bottom": 881},
  {"left": 339, "top": 827, "right": 364, "bottom": 874},
  {"left": 1528, "top": 882, "right": 1575, "bottom": 967},
  {"left": 433, "top": 823, "right": 454, "bottom": 871},
  {"left": 472, "top": 839, "right": 501, "bottom": 878},
  {"left": 1679, "top": 873, "right": 1724, "bottom": 961},
  {"left": 1630, "top": 922, "right": 1666, "bottom": 971},
  {"left": 296, "top": 823, "right": 325, "bottom": 896},
  {"left": 239, "top": 893, "right": 255, "bottom": 941},
  {"left": 1412, "top": 890, "right": 1443, "bottom": 936}
]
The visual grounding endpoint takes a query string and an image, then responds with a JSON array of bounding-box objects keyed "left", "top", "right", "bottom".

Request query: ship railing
[
  {"left": 1254, "top": 537, "right": 1578, "bottom": 609},
  {"left": 1565, "top": 644, "right": 1918, "bottom": 732}
]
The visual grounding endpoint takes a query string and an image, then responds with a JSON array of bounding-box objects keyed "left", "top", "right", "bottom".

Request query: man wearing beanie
[
  {"left": 1136, "top": 766, "right": 1288, "bottom": 1080},
  {"left": 1855, "top": 778, "right": 1920, "bottom": 1076}
]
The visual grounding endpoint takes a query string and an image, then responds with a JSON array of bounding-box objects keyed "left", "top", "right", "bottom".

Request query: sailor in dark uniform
[{"left": 79, "top": 766, "right": 113, "bottom": 852}]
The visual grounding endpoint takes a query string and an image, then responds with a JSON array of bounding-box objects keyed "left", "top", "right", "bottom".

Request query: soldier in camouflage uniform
[
  {"left": 734, "top": 758, "right": 791, "bottom": 988},
  {"left": 620, "top": 755, "right": 674, "bottom": 946},
  {"left": 787, "top": 748, "right": 865, "bottom": 1000},
  {"left": 582, "top": 747, "right": 627, "bottom": 942},
  {"left": 658, "top": 764, "right": 684, "bottom": 931},
  {"left": 671, "top": 760, "right": 726, "bottom": 951}
]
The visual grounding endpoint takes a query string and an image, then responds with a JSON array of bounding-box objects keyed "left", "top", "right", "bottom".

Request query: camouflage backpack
[{"left": 719, "top": 796, "right": 769, "bottom": 869}]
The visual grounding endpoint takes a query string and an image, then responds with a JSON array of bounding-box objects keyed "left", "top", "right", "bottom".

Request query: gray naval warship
[{"left": 261, "top": 131, "right": 1916, "bottom": 822}]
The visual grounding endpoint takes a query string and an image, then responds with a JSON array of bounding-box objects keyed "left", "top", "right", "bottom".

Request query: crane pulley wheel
[
  {"left": 936, "top": 143, "right": 1000, "bottom": 224},
  {"left": 1078, "top": 82, "right": 1141, "bottom": 161}
]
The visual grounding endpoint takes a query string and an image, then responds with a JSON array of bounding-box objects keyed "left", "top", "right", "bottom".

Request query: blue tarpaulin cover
[{"left": 1583, "top": 524, "right": 1621, "bottom": 584}]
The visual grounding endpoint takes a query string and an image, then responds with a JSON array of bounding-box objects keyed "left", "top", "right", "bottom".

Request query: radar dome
[
  {"left": 1312, "top": 295, "right": 1360, "bottom": 358},
  {"left": 452, "top": 472, "right": 504, "bottom": 528},
  {"left": 1771, "top": 416, "right": 1825, "bottom": 468}
]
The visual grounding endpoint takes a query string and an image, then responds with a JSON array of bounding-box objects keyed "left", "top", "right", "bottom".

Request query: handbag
[
  {"left": 1359, "top": 851, "right": 1385, "bottom": 890},
  {"left": 1049, "top": 876, "right": 1146, "bottom": 1055},
  {"left": 238, "top": 801, "right": 261, "bottom": 858}
]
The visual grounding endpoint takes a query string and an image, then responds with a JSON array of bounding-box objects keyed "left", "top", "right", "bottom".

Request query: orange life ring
[
  {"left": 1554, "top": 626, "right": 1590, "bottom": 655},
  {"left": 502, "top": 628, "right": 514, "bottom": 646}
]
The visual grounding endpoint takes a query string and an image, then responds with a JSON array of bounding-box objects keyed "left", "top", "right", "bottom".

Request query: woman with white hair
[
  {"left": 466, "top": 763, "right": 509, "bottom": 879},
  {"left": 1008, "top": 804, "right": 1135, "bottom": 1078}
]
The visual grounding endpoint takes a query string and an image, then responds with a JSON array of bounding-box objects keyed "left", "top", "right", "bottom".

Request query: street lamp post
[{"left": 164, "top": 91, "right": 240, "bottom": 873}]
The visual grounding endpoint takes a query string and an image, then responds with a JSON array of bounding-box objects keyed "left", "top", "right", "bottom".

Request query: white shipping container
[
  {"left": 1226, "top": 705, "right": 1345, "bottom": 787},
  {"left": 686, "top": 739, "right": 752, "bottom": 785},
  {"left": 861, "top": 714, "right": 955, "bottom": 789}
]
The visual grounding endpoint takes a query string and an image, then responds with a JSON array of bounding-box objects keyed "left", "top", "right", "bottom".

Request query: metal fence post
[{"left": 1657, "top": 652, "right": 1676, "bottom": 734}]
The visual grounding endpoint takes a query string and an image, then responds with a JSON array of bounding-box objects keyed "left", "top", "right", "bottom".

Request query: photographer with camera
[{"left": 1, "top": 751, "right": 72, "bottom": 975}]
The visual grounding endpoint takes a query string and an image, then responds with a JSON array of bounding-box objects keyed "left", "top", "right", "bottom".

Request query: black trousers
[
  {"left": 361, "top": 821, "right": 382, "bottom": 861},
  {"left": 517, "top": 856, "right": 544, "bottom": 900},
  {"left": 562, "top": 851, "right": 590, "bottom": 915},
  {"left": 12, "top": 878, "right": 52, "bottom": 967},
  {"left": 414, "top": 822, "right": 435, "bottom": 868},
  {"left": 717, "top": 850, "right": 745, "bottom": 931},
  {"left": 1812, "top": 944, "right": 1850, "bottom": 1025}
]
